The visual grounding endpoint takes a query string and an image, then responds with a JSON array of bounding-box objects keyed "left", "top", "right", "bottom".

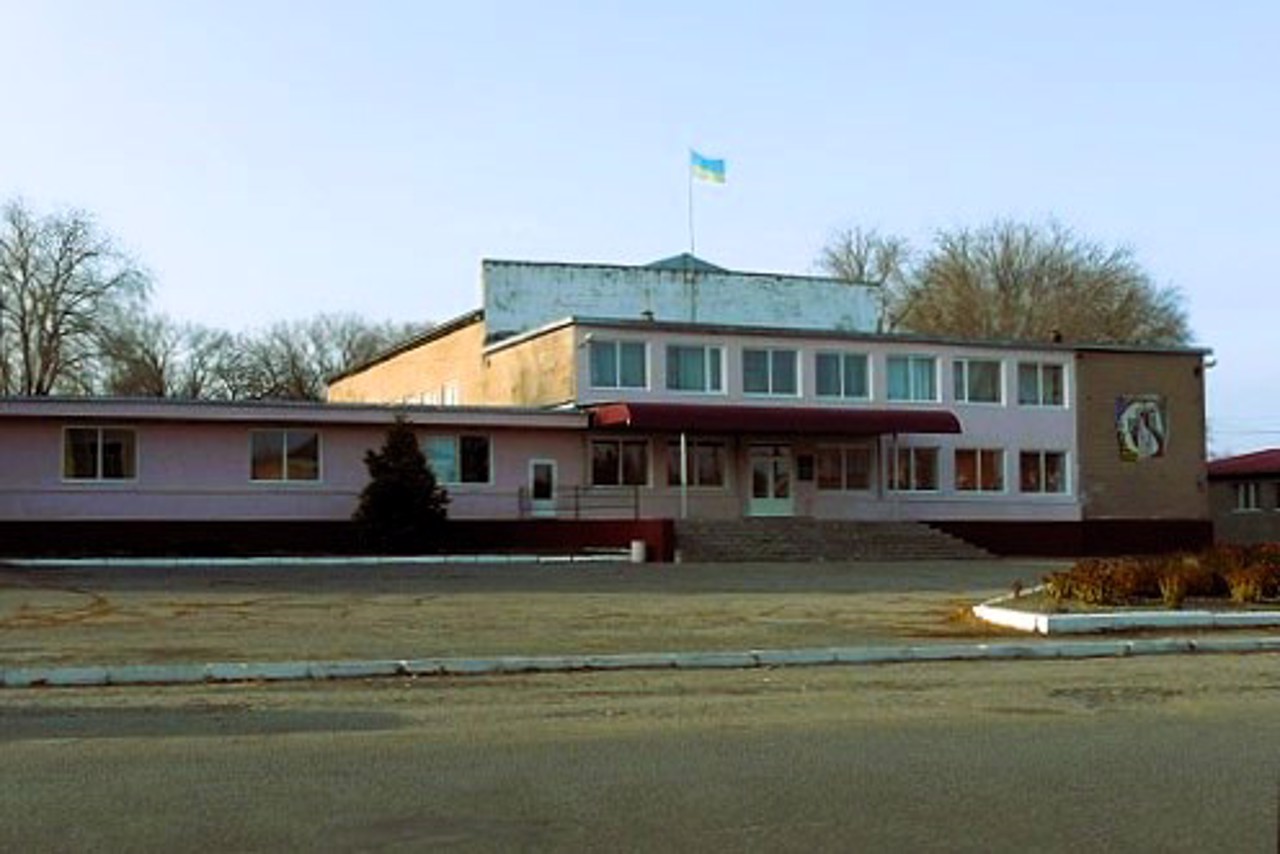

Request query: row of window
[
  {"left": 61, "top": 426, "right": 1067, "bottom": 495},
  {"left": 589, "top": 340, "right": 1066, "bottom": 406},
  {"left": 590, "top": 438, "right": 1068, "bottom": 494},
  {"left": 1233, "top": 482, "right": 1280, "bottom": 512},
  {"left": 62, "top": 428, "right": 493, "bottom": 485}
]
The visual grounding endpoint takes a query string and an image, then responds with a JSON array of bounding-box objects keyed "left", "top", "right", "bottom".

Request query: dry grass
[{"left": 0, "top": 564, "right": 1031, "bottom": 667}]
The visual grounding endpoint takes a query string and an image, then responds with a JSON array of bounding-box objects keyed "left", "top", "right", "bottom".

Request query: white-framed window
[
  {"left": 423, "top": 434, "right": 491, "bottom": 484},
  {"left": 666, "top": 440, "right": 727, "bottom": 488},
  {"left": 63, "top": 427, "right": 138, "bottom": 481},
  {"left": 251, "top": 430, "right": 320, "bottom": 482},
  {"left": 1018, "top": 362, "right": 1065, "bottom": 407},
  {"left": 815, "top": 352, "right": 870, "bottom": 400},
  {"left": 886, "top": 355, "right": 937, "bottom": 402},
  {"left": 953, "top": 359, "right": 1002, "bottom": 404},
  {"left": 1019, "top": 450, "right": 1068, "bottom": 494},
  {"left": 666, "top": 344, "right": 724, "bottom": 393},
  {"left": 1234, "top": 482, "right": 1261, "bottom": 512},
  {"left": 589, "top": 340, "right": 647, "bottom": 389},
  {"left": 889, "top": 446, "right": 939, "bottom": 491},
  {"left": 816, "top": 445, "right": 873, "bottom": 491},
  {"left": 743, "top": 348, "right": 799, "bottom": 396},
  {"left": 591, "top": 439, "right": 649, "bottom": 486},
  {"left": 955, "top": 448, "right": 1005, "bottom": 492}
]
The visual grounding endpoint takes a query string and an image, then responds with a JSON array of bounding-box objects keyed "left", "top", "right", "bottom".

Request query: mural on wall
[{"left": 1116, "top": 395, "right": 1168, "bottom": 461}]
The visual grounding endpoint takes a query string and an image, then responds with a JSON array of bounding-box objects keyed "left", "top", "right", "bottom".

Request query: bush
[
  {"left": 1157, "top": 570, "right": 1188, "bottom": 609},
  {"left": 1044, "top": 571, "right": 1073, "bottom": 604},
  {"left": 1046, "top": 547, "right": 1277, "bottom": 609},
  {"left": 353, "top": 416, "right": 449, "bottom": 554}
]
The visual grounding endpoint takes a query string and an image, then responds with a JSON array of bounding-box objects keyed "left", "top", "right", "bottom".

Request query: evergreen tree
[{"left": 353, "top": 417, "right": 448, "bottom": 553}]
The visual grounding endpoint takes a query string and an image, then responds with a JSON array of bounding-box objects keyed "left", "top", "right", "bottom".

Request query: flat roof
[{"left": 0, "top": 396, "right": 588, "bottom": 429}]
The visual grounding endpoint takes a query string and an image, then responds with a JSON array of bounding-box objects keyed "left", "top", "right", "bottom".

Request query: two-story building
[
  {"left": 326, "top": 255, "right": 1213, "bottom": 555},
  {"left": 0, "top": 254, "right": 1213, "bottom": 558}
]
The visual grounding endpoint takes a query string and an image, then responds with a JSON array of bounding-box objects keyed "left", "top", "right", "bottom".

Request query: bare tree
[
  {"left": 98, "top": 312, "right": 237, "bottom": 398},
  {"left": 818, "top": 227, "right": 912, "bottom": 333},
  {"left": 818, "top": 220, "right": 1190, "bottom": 345},
  {"left": 0, "top": 200, "right": 150, "bottom": 395},
  {"left": 229, "top": 314, "right": 427, "bottom": 401}
]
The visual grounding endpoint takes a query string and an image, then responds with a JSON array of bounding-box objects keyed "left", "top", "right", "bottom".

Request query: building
[
  {"left": 1207, "top": 449, "right": 1280, "bottom": 544},
  {"left": 0, "top": 254, "right": 1214, "bottom": 558},
  {"left": 0, "top": 397, "right": 670, "bottom": 558},
  {"left": 326, "top": 255, "right": 1213, "bottom": 556}
]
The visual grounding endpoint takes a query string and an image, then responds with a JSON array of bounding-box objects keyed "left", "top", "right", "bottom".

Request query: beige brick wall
[
  {"left": 483, "top": 326, "right": 577, "bottom": 407},
  {"left": 327, "top": 319, "right": 489, "bottom": 405},
  {"left": 327, "top": 319, "right": 577, "bottom": 407},
  {"left": 1076, "top": 350, "right": 1208, "bottom": 520}
]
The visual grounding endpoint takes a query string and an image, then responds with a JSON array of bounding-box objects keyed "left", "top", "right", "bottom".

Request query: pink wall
[{"left": 0, "top": 417, "right": 589, "bottom": 522}]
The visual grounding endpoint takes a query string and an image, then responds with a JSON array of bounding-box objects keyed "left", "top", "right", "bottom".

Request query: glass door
[
  {"left": 748, "top": 445, "right": 793, "bottom": 517},
  {"left": 529, "top": 459, "right": 557, "bottom": 517}
]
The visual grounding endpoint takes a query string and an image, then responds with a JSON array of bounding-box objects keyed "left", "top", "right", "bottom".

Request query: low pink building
[{"left": 0, "top": 397, "right": 673, "bottom": 558}]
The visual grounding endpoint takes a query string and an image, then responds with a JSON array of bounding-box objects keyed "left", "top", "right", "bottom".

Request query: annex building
[{"left": 0, "top": 254, "right": 1212, "bottom": 559}]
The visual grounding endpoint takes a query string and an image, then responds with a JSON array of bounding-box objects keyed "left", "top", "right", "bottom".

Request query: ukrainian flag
[{"left": 690, "top": 150, "right": 726, "bottom": 184}]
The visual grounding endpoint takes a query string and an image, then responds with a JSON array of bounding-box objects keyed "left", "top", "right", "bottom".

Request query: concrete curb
[
  {"left": 5, "top": 637, "right": 1280, "bottom": 690},
  {"left": 3, "top": 553, "right": 631, "bottom": 570},
  {"left": 974, "top": 599, "right": 1280, "bottom": 635}
]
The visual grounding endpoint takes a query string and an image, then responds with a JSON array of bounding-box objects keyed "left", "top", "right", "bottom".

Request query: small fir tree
[{"left": 353, "top": 417, "right": 448, "bottom": 553}]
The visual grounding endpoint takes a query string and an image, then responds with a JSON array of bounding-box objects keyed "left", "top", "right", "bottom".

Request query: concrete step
[{"left": 674, "top": 519, "right": 990, "bottom": 563}]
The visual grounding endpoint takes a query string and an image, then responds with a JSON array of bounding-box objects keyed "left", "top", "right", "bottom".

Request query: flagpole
[{"left": 687, "top": 152, "right": 696, "bottom": 255}]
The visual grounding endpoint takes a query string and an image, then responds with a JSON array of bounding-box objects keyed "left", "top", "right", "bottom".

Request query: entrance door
[
  {"left": 529, "top": 459, "right": 557, "bottom": 518},
  {"left": 748, "top": 445, "right": 793, "bottom": 517}
]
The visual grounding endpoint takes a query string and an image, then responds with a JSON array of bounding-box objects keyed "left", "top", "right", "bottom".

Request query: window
[
  {"left": 742, "top": 348, "right": 798, "bottom": 396},
  {"left": 1235, "top": 482, "right": 1261, "bottom": 512},
  {"left": 1019, "top": 451, "right": 1067, "bottom": 494},
  {"left": 64, "top": 427, "right": 137, "bottom": 481},
  {"left": 815, "top": 352, "right": 869, "bottom": 400},
  {"left": 889, "top": 447, "right": 938, "bottom": 491},
  {"left": 1018, "top": 362, "right": 1065, "bottom": 406},
  {"left": 953, "top": 359, "right": 1002, "bottom": 404},
  {"left": 886, "top": 355, "right": 937, "bottom": 402},
  {"left": 251, "top": 430, "right": 319, "bottom": 481},
  {"left": 666, "top": 440, "right": 727, "bottom": 487},
  {"left": 423, "top": 434, "right": 491, "bottom": 484},
  {"left": 816, "top": 446, "right": 873, "bottom": 491},
  {"left": 666, "top": 345, "right": 723, "bottom": 392},
  {"left": 589, "top": 340, "right": 647, "bottom": 389},
  {"left": 955, "top": 449, "right": 1005, "bottom": 492},
  {"left": 591, "top": 439, "right": 649, "bottom": 486}
]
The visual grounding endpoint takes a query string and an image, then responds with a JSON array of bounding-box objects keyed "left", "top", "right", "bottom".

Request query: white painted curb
[
  {"left": 6, "top": 552, "right": 631, "bottom": 570},
  {"left": 974, "top": 600, "right": 1280, "bottom": 635},
  {"left": 4, "top": 637, "right": 1280, "bottom": 690}
]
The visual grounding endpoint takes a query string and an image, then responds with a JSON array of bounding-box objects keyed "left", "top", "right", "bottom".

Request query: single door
[
  {"left": 529, "top": 459, "right": 557, "bottom": 518},
  {"left": 748, "top": 445, "right": 793, "bottom": 517}
]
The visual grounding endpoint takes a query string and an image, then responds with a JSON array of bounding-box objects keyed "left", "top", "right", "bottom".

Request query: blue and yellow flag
[{"left": 690, "top": 150, "right": 726, "bottom": 184}]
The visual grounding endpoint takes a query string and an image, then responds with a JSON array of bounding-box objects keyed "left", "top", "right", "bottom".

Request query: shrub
[
  {"left": 353, "top": 416, "right": 449, "bottom": 554},
  {"left": 1069, "top": 558, "right": 1118, "bottom": 606},
  {"left": 1157, "top": 570, "right": 1188, "bottom": 609},
  {"left": 1044, "top": 571, "right": 1073, "bottom": 603},
  {"left": 1112, "top": 557, "right": 1164, "bottom": 602}
]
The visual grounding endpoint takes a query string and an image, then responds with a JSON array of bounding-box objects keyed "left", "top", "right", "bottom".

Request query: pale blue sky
[{"left": 1, "top": 1, "right": 1276, "bottom": 451}]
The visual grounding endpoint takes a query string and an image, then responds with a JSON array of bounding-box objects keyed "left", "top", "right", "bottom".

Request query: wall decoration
[{"left": 1116, "top": 395, "right": 1168, "bottom": 461}]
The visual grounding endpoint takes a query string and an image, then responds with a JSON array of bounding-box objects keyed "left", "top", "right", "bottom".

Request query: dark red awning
[{"left": 586, "top": 402, "right": 961, "bottom": 435}]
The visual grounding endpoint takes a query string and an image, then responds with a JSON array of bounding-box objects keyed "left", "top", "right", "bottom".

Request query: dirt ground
[{"left": 0, "top": 558, "right": 1059, "bottom": 667}]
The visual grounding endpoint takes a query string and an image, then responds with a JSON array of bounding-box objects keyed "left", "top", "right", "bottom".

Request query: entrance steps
[{"left": 674, "top": 518, "right": 990, "bottom": 563}]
